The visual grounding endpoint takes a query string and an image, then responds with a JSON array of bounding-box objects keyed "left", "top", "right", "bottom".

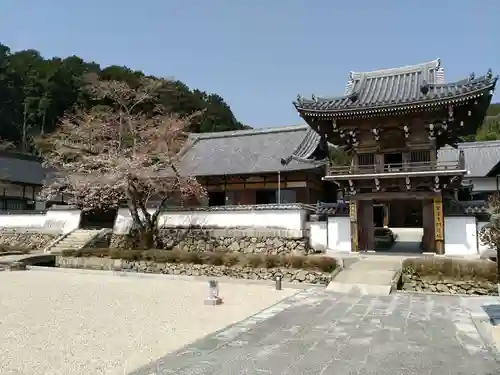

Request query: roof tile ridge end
[{"left": 350, "top": 58, "right": 441, "bottom": 78}]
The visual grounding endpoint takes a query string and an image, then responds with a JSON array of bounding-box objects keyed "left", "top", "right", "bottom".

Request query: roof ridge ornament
[
  {"left": 420, "top": 80, "right": 429, "bottom": 95},
  {"left": 436, "top": 58, "right": 441, "bottom": 70},
  {"left": 486, "top": 69, "right": 493, "bottom": 80},
  {"left": 349, "top": 91, "right": 359, "bottom": 102},
  {"left": 469, "top": 72, "right": 475, "bottom": 81}
]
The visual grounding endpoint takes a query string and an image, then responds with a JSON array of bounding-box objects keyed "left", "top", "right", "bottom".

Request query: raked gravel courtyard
[{"left": 0, "top": 269, "right": 296, "bottom": 375}]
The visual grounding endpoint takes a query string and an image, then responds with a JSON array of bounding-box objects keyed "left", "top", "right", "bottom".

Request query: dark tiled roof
[
  {"left": 0, "top": 153, "right": 48, "bottom": 185},
  {"left": 438, "top": 141, "right": 500, "bottom": 177},
  {"left": 315, "top": 202, "right": 349, "bottom": 216},
  {"left": 295, "top": 59, "right": 497, "bottom": 115},
  {"left": 178, "top": 125, "right": 326, "bottom": 177}
]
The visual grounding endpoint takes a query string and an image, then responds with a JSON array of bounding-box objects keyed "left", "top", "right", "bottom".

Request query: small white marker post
[
  {"left": 205, "top": 280, "right": 222, "bottom": 306},
  {"left": 275, "top": 276, "right": 282, "bottom": 291}
]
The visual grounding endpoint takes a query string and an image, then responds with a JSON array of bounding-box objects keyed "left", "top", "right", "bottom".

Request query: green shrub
[
  {"left": 177, "top": 251, "right": 202, "bottom": 264},
  {"left": 61, "top": 248, "right": 108, "bottom": 257},
  {"left": 305, "top": 256, "right": 337, "bottom": 273},
  {"left": 63, "top": 247, "right": 338, "bottom": 273},
  {"left": 242, "top": 254, "right": 264, "bottom": 268},
  {"left": 402, "top": 257, "right": 497, "bottom": 282},
  {"left": 119, "top": 249, "right": 143, "bottom": 261},
  {"left": 204, "top": 252, "right": 225, "bottom": 266},
  {"left": 0, "top": 245, "right": 30, "bottom": 254},
  {"left": 221, "top": 253, "right": 240, "bottom": 267},
  {"left": 262, "top": 254, "right": 282, "bottom": 268},
  {"left": 284, "top": 255, "right": 306, "bottom": 269}
]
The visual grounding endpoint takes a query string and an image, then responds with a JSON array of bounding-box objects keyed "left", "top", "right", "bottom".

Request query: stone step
[
  {"left": 47, "top": 229, "right": 102, "bottom": 253},
  {"left": 326, "top": 257, "right": 402, "bottom": 296},
  {"left": 59, "top": 238, "right": 93, "bottom": 243}
]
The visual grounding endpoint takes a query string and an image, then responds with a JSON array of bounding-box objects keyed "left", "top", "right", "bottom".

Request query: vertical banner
[
  {"left": 349, "top": 200, "right": 358, "bottom": 251},
  {"left": 433, "top": 196, "right": 444, "bottom": 241}
]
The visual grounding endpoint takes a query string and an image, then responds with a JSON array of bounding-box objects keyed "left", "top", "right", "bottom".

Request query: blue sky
[{"left": 0, "top": 0, "right": 499, "bottom": 127}]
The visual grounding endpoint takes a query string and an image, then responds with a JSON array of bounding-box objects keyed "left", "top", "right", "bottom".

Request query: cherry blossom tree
[
  {"left": 479, "top": 193, "right": 500, "bottom": 283},
  {"left": 36, "top": 76, "right": 206, "bottom": 248}
]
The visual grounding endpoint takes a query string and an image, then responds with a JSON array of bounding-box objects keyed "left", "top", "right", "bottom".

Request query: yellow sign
[
  {"left": 349, "top": 200, "right": 358, "bottom": 252},
  {"left": 349, "top": 200, "right": 357, "bottom": 222},
  {"left": 433, "top": 196, "right": 444, "bottom": 241},
  {"left": 352, "top": 223, "right": 359, "bottom": 252}
]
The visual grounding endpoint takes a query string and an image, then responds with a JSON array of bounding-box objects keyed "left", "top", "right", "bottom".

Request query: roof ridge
[
  {"left": 190, "top": 124, "right": 310, "bottom": 140},
  {"left": 349, "top": 58, "right": 441, "bottom": 79}
]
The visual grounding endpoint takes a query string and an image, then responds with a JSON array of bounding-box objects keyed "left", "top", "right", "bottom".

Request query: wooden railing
[{"left": 328, "top": 159, "right": 465, "bottom": 175}]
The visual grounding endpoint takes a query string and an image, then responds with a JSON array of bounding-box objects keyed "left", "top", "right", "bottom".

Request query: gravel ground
[{"left": 0, "top": 270, "right": 296, "bottom": 375}]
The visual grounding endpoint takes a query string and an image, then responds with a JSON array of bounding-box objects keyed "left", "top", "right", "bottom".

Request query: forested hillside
[
  {"left": 0, "top": 43, "right": 247, "bottom": 153},
  {"left": 474, "top": 102, "right": 500, "bottom": 141},
  {"left": 0, "top": 42, "right": 497, "bottom": 153}
]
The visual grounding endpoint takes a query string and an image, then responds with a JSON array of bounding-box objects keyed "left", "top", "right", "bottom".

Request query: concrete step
[
  {"left": 59, "top": 239, "right": 93, "bottom": 244},
  {"left": 47, "top": 229, "right": 102, "bottom": 253},
  {"left": 326, "top": 257, "right": 402, "bottom": 296},
  {"left": 52, "top": 244, "right": 85, "bottom": 249}
]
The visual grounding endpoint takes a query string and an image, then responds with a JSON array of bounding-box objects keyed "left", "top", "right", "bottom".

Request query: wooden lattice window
[
  {"left": 410, "top": 150, "right": 431, "bottom": 163},
  {"left": 358, "top": 153, "right": 374, "bottom": 166}
]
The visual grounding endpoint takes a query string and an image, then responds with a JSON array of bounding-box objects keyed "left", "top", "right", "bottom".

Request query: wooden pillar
[
  {"left": 433, "top": 195, "right": 445, "bottom": 254},
  {"left": 422, "top": 199, "right": 435, "bottom": 253},
  {"left": 349, "top": 200, "right": 359, "bottom": 252},
  {"left": 358, "top": 200, "right": 374, "bottom": 251}
]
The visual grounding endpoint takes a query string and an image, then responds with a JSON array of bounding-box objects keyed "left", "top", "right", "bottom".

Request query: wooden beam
[{"left": 351, "top": 191, "right": 439, "bottom": 201}]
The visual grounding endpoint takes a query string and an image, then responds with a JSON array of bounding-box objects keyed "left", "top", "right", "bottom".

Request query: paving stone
[{"left": 129, "top": 290, "right": 500, "bottom": 375}]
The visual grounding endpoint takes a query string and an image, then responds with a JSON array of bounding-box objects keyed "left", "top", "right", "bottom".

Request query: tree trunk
[{"left": 137, "top": 226, "right": 154, "bottom": 249}]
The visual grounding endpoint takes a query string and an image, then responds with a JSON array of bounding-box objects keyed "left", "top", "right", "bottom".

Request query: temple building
[
  {"left": 294, "top": 59, "right": 497, "bottom": 254},
  {"left": 0, "top": 151, "right": 48, "bottom": 210},
  {"left": 177, "top": 125, "right": 334, "bottom": 206}
]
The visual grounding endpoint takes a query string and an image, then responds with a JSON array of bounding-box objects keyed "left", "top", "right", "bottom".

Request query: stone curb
[
  {"left": 470, "top": 319, "right": 500, "bottom": 363},
  {"left": 389, "top": 269, "right": 402, "bottom": 294},
  {"left": 28, "top": 266, "right": 327, "bottom": 290},
  {"left": 396, "top": 290, "right": 499, "bottom": 298},
  {"left": 329, "top": 266, "right": 342, "bottom": 280}
]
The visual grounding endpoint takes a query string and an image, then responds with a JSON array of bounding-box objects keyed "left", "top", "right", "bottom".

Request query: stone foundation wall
[
  {"left": 0, "top": 229, "right": 57, "bottom": 251},
  {"left": 400, "top": 274, "right": 497, "bottom": 296},
  {"left": 110, "top": 228, "right": 312, "bottom": 255},
  {"left": 56, "top": 256, "right": 331, "bottom": 285}
]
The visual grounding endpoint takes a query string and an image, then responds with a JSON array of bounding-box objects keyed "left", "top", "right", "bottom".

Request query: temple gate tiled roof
[{"left": 294, "top": 59, "right": 497, "bottom": 118}]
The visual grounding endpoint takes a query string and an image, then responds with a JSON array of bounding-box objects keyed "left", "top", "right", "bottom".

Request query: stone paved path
[{"left": 130, "top": 289, "right": 500, "bottom": 375}]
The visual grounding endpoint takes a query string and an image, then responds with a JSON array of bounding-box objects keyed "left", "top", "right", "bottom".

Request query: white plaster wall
[
  {"left": 0, "top": 209, "right": 82, "bottom": 234},
  {"left": 444, "top": 216, "right": 478, "bottom": 256},
  {"left": 0, "top": 214, "right": 47, "bottom": 229},
  {"left": 465, "top": 177, "right": 497, "bottom": 192},
  {"left": 326, "top": 216, "right": 351, "bottom": 253},
  {"left": 44, "top": 210, "right": 82, "bottom": 234},
  {"left": 309, "top": 221, "right": 327, "bottom": 251},
  {"left": 113, "top": 208, "right": 307, "bottom": 235},
  {"left": 477, "top": 220, "right": 496, "bottom": 258}
]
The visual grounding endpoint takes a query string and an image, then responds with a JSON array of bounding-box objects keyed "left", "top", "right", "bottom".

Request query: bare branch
[{"left": 38, "top": 76, "right": 207, "bottom": 247}]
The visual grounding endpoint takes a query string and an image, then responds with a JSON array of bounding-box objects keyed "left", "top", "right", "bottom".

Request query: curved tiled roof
[
  {"left": 438, "top": 141, "right": 500, "bottom": 177},
  {"left": 0, "top": 152, "right": 49, "bottom": 185},
  {"left": 295, "top": 59, "right": 497, "bottom": 116},
  {"left": 178, "top": 125, "right": 326, "bottom": 177}
]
